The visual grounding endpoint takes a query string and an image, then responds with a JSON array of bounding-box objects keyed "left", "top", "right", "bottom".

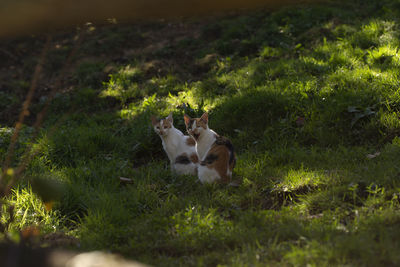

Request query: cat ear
[
  {"left": 183, "top": 114, "right": 191, "bottom": 126},
  {"left": 151, "top": 115, "right": 158, "bottom": 126},
  {"left": 200, "top": 112, "right": 208, "bottom": 124},
  {"left": 167, "top": 112, "right": 173, "bottom": 124}
]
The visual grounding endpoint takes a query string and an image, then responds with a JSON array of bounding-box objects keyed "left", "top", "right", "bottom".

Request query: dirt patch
[{"left": 41, "top": 232, "right": 80, "bottom": 248}]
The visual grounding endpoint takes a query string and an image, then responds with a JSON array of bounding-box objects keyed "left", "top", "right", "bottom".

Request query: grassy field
[{"left": 1, "top": 0, "right": 400, "bottom": 265}]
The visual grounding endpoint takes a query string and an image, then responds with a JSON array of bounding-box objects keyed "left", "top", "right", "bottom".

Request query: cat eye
[
  {"left": 163, "top": 126, "right": 168, "bottom": 129},
  {"left": 156, "top": 126, "right": 160, "bottom": 129}
]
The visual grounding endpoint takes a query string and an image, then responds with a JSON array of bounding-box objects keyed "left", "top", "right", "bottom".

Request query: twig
[
  {"left": 0, "top": 35, "right": 51, "bottom": 197},
  {"left": 1, "top": 26, "right": 87, "bottom": 197}
]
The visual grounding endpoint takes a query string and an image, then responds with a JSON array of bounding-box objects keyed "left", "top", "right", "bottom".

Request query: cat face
[
  {"left": 183, "top": 112, "right": 208, "bottom": 140},
  {"left": 151, "top": 113, "right": 173, "bottom": 137}
]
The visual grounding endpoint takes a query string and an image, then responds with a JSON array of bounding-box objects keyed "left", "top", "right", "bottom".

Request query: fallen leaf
[
  {"left": 366, "top": 152, "right": 380, "bottom": 159},
  {"left": 119, "top": 177, "right": 133, "bottom": 184}
]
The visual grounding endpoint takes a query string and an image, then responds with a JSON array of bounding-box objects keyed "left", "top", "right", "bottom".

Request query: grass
[{"left": 1, "top": 0, "right": 400, "bottom": 265}]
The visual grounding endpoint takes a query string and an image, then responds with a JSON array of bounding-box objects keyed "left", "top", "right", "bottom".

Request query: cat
[
  {"left": 151, "top": 113, "right": 198, "bottom": 176},
  {"left": 184, "top": 112, "right": 236, "bottom": 184}
]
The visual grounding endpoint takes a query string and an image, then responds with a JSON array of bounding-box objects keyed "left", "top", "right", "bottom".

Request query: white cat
[
  {"left": 184, "top": 112, "right": 236, "bottom": 184},
  {"left": 151, "top": 113, "right": 198, "bottom": 176}
]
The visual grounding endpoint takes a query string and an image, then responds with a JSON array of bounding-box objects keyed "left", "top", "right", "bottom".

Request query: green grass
[{"left": 1, "top": 0, "right": 400, "bottom": 265}]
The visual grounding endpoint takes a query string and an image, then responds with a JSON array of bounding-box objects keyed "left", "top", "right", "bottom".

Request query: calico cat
[
  {"left": 184, "top": 112, "right": 236, "bottom": 184},
  {"left": 151, "top": 113, "right": 198, "bottom": 176}
]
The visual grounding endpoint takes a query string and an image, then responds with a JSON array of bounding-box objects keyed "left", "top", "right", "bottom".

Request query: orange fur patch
[
  {"left": 203, "top": 145, "right": 232, "bottom": 183},
  {"left": 186, "top": 137, "right": 196, "bottom": 146},
  {"left": 184, "top": 114, "right": 191, "bottom": 126},
  {"left": 195, "top": 118, "right": 207, "bottom": 129},
  {"left": 190, "top": 153, "right": 199, "bottom": 163},
  {"left": 163, "top": 119, "right": 172, "bottom": 128}
]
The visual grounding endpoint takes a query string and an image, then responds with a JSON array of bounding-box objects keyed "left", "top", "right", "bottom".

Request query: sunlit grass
[{"left": 1, "top": 187, "right": 61, "bottom": 236}]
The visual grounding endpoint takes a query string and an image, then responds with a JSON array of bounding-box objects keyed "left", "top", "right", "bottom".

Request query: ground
[{"left": 1, "top": 0, "right": 400, "bottom": 266}]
